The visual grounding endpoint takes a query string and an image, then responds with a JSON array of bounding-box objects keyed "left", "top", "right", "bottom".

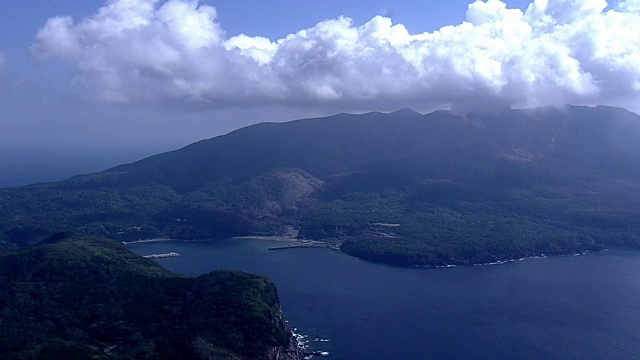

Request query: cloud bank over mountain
[{"left": 32, "top": 0, "right": 640, "bottom": 112}]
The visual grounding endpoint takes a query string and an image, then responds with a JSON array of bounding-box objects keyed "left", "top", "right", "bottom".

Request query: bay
[{"left": 130, "top": 240, "right": 640, "bottom": 360}]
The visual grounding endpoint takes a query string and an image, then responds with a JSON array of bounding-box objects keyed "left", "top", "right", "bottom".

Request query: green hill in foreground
[
  {"left": 0, "top": 233, "right": 303, "bottom": 360},
  {"left": 1, "top": 105, "right": 640, "bottom": 266}
]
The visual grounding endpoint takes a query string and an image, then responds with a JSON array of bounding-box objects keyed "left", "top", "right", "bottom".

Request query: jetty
[
  {"left": 268, "top": 242, "right": 341, "bottom": 251},
  {"left": 143, "top": 252, "right": 180, "bottom": 259},
  {"left": 122, "top": 238, "right": 172, "bottom": 245}
]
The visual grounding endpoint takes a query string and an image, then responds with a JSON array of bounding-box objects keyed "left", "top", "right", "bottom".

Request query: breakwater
[
  {"left": 269, "top": 243, "right": 340, "bottom": 251},
  {"left": 143, "top": 252, "right": 180, "bottom": 259}
]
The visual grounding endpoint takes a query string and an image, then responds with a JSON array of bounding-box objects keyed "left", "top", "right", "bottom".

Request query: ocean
[{"left": 130, "top": 239, "right": 640, "bottom": 359}]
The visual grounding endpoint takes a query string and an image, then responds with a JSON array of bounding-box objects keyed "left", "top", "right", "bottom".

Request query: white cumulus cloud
[{"left": 32, "top": 0, "right": 640, "bottom": 112}]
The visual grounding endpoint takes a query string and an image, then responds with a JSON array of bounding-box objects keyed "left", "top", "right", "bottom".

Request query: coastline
[
  {"left": 289, "top": 326, "right": 330, "bottom": 359},
  {"left": 232, "top": 235, "right": 299, "bottom": 242},
  {"left": 422, "top": 249, "right": 604, "bottom": 269},
  {"left": 122, "top": 238, "right": 173, "bottom": 245},
  {"left": 125, "top": 236, "right": 607, "bottom": 271}
]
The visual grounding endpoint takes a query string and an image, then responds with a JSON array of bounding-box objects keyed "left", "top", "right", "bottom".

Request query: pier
[
  {"left": 122, "top": 238, "right": 172, "bottom": 245},
  {"left": 268, "top": 242, "right": 341, "bottom": 251},
  {"left": 143, "top": 252, "right": 180, "bottom": 259}
]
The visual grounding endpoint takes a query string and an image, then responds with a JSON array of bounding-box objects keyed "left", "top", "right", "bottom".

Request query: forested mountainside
[
  {"left": 0, "top": 233, "right": 304, "bottom": 360},
  {"left": 1, "top": 105, "right": 639, "bottom": 266}
]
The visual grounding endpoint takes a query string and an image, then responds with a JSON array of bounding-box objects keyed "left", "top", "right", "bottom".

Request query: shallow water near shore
[{"left": 130, "top": 240, "right": 640, "bottom": 360}]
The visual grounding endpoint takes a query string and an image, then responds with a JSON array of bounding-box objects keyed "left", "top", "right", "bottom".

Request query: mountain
[
  {"left": 0, "top": 233, "right": 304, "bottom": 360},
  {"left": 1, "top": 105, "right": 640, "bottom": 266}
]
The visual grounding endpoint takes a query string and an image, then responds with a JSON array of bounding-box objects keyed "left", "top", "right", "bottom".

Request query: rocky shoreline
[
  {"left": 268, "top": 335, "right": 306, "bottom": 360},
  {"left": 268, "top": 327, "right": 319, "bottom": 360},
  {"left": 268, "top": 321, "right": 331, "bottom": 360}
]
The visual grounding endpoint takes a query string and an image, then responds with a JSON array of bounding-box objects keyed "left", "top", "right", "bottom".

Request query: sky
[{"left": 1, "top": 0, "right": 639, "bottom": 186}]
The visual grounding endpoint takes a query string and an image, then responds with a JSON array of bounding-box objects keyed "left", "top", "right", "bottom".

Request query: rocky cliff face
[
  {"left": 266, "top": 305, "right": 306, "bottom": 360},
  {"left": 267, "top": 336, "right": 307, "bottom": 360}
]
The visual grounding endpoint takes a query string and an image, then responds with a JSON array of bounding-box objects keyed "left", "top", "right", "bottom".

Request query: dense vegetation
[
  {"left": 1, "top": 105, "right": 640, "bottom": 266},
  {"left": 0, "top": 233, "right": 298, "bottom": 359}
]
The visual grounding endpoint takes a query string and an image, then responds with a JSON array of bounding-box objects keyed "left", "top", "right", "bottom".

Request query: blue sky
[{"left": 0, "top": 0, "right": 638, "bottom": 186}]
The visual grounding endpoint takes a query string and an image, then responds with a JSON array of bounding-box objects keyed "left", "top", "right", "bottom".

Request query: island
[{"left": 0, "top": 105, "right": 639, "bottom": 267}]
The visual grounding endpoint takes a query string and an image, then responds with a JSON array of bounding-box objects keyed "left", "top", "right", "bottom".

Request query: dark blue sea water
[{"left": 130, "top": 240, "right": 640, "bottom": 360}]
